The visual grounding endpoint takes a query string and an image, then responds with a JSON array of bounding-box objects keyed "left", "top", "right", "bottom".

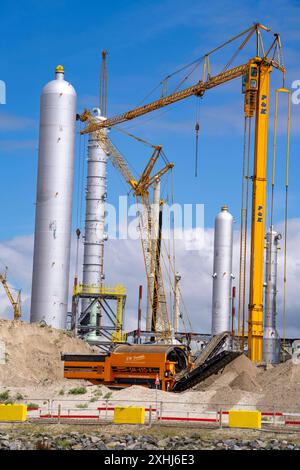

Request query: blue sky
[
  {"left": 0, "top": 0, "right": 300, "bottom": 335},
  {"left": 1, "top": 0, "right": 299, "bottom": 240}
]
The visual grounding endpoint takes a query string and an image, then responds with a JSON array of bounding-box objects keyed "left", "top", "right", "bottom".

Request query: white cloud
[
  {"left": 0, "top": 113, "right": 36, "bottom": 132},
  {"left": 0, "top": 218, "right": 300, "bottom": 338},
  {"left": 0, "top": 139, "right": 37, "bottom": 152}
]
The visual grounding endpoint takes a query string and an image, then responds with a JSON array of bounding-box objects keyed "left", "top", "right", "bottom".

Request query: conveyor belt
[
  {"left": 193, "top": 331, "right": 231, "bottom": 367},
  {"left": 172, "top": 350, "right": 241, "bottom": 392}
]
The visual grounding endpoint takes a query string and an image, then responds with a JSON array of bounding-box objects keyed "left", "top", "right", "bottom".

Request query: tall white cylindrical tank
[
  {"left": 263, "top": 228, "right": 281, "bottom": 364},
  {"left": 211, "top": 205, "right": 234, "bottom": 336},
  {"left": 30, "top": 66, "right": 77, "bottom": 329}
]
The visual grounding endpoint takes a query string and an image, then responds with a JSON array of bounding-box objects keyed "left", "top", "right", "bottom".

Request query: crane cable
[
  {"left": 242, "top": 117, "right": 251, "bottom": 347},
  {"left": 195, "top": 97, "right": 201, "bottom": 177},
  {"left": 272, "top": 87, "right": 291, "bottom": 359},
  {"left": 238, "top": 116, "right": 252, "bottom": 346},
  {"left": 113, "top": 126, "right": 160, "bottom": 150},
  {"left": 282, "top": 87, "right": 291, "bottom": 359}
]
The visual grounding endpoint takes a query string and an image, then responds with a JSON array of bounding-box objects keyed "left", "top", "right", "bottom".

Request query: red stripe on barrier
[
  {"left": 97, "top": 407, "right": 157, "bottom": 412},
  {"left": 40, "top": 414, "right": 99, "bottom": 419},
  {"left": 158, "top": 416, "right": 218, "bottom": 423},
  {"left": 219, "top": 411, "right": 283, "bottom": 417}
]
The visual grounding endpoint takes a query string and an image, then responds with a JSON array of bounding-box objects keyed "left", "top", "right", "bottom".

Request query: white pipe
[{"left": 173, "top": 273, "right": 181, "bottom": 333}]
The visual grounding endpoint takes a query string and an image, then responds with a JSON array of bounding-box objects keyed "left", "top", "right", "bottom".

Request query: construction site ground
[{"left": 1, "top": 320, "right": 300, "bottom": 418}]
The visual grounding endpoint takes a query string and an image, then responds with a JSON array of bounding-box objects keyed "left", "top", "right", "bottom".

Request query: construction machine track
[{"left": 173, "top": 350, "right": 241, "bottom": 392}]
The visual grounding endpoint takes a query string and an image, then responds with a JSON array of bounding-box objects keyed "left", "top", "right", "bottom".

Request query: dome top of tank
[{"left": 42, "top": 65, "right": 76, "bottom": 96}]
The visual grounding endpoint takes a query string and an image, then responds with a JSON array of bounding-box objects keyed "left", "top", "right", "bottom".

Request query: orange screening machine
[{"left": 62, "top": 344, "right": 189, "bottom": 391}]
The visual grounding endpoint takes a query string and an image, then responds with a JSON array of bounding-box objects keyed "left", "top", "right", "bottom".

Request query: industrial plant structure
[{"left": 25, "top": 24, "right": 293, "bottom": 392}]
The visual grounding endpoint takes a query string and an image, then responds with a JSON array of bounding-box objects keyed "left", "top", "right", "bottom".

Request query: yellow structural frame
[
  {"left": 73, "top": 283, "right": 127, "bottom": 343},
  {"left": 73, "top": 283, "right": 126, "bottom": 297},
  {"left": 248, "top": 63, "right": 272, "bottom": 362}
]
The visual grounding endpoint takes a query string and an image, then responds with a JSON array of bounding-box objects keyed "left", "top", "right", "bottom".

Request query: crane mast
[{"left": 247, "top": 64, "right": 271, "bottom": 361}]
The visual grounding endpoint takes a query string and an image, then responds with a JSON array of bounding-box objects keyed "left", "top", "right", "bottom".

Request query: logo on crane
[{"left": 257, "top": 205, "right": 263, "bottom": 222}]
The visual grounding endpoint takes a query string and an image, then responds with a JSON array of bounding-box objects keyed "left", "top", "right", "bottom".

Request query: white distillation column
[
  {"left": 146, "top": 178, "right": 161, "bottom": 332},
  {"left": 173, "top": 272, "right": 181, "bottom": 333},
  {"left": 211, "top": 205, "right": 234, "bottom": 336},
  {"left": 30, "top": 65, "right": 76, "bottom": 329},
  {"left": 82, "top": 109, "right": 107, "bottom": 340},
  {"left": 263, "top": 228, "right": 281, "bottom": 364}
]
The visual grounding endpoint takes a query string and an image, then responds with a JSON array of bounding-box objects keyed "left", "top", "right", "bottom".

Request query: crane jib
[{"left": 81, "top": 63, "right": 248, "bottom": 134}]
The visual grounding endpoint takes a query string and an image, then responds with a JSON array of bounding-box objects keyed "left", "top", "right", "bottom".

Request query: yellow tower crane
[
  {"left": 0, "top": 272, "right": 21, "bottom": 320},
  {"left": 79, "top": 24, "right": 287, "bottom": 362}
]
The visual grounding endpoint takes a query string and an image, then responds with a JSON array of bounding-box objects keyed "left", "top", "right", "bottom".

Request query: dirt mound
[
  {"left": 230, "top": 371, "right": 261, "bottom": 392},
  {"left": 223, "top": 354, "right": 259, "bottom": 380},
  {"left": 256, "top": 360, "right": 300, "bottom": 410},
  {"left": 209, "top": 385, "right": 243, "bottom": 406},
  {"left": 0, "top": 320, "right": 94, "bottom": 387},
  {"left": 193, "top": 354, "right": 259, "bottom": 392}
]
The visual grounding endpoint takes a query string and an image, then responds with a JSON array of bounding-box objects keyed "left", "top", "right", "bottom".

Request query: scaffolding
[{"left": 71, "top": 283, "right": 127, "bottom": 351}]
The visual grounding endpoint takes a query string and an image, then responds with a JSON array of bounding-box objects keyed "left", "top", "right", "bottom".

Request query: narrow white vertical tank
[
  {"left": 211, "top": 205, "right": 234, "bottom": 335},
  {"left": 263, "top": 228, "right": 281, "bottom": 364},
  {"left": 173, "top": 272, "right": 181, "bottom": 333},
  {"left": 30, "top": 66, "right": 77, "bottom": 329},
  {"left": 81, "top": 110, "right": 108, "bottom": 339}
]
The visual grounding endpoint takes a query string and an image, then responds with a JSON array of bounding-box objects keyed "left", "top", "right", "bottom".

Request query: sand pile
[
  {"left": 0, "top": 319, "right": 94, "bottom": 387},
  {"left": 194, "top": 354, "right": 261, "bottom": 393},
  {"left": 191, "top": 354, "right": 300, "bottom": 410},
  {"left": 257, "top": 359, "right": 300, "bottom": 410}
]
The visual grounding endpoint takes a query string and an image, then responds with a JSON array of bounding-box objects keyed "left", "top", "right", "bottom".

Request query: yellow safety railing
[{"left": 73, "top": 283, "right": 126, "bottom": 297}]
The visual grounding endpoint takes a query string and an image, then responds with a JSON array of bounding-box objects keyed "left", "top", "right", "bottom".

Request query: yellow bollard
[
  {"left": 229, "top": 410, "right": 261, "bottom": 429},
  {"left": 114, "top": 406, "right": 145, "bottom": 424},
  {"left": 0, "top": 404, "right": 27, "bottom": 422}
]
